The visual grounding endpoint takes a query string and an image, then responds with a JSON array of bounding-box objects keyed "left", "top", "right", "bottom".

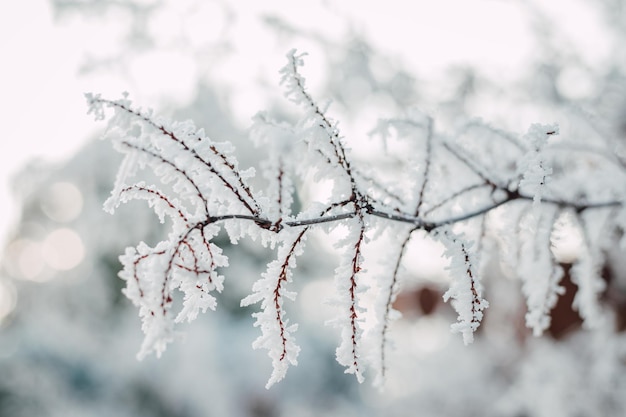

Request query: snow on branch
[
  {"left": 86, "top": 50, "right": 626, "bottom": 388},
  {"left": 326, "top": 216, "right": 368, "bottom": 383},
  {"left": 436, "top": 228, "right": 488, "bottom": 344},
  {"left": 516, "top": 123, "right": 558, "bottom": 206},
  {"left": 241, "top": 228, "right": 307, "bottom": 388},
  {"left": 518, "top": 206, "right": 564, "bottom": 336},
  {"left": 370, "top": 224, "right": 414, "bottom": 387}
]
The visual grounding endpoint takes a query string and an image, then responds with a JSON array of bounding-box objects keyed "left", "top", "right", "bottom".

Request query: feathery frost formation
[{"left": 86, "top": 49, "right": 625, "bottom": 387}]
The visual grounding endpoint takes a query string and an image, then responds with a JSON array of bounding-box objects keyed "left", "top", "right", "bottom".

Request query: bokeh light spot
[
  {"left": 42, "top": 228, "right": 85, "bottom": 271},
  {"left": 5, "top": 239, "right": 46, "bottom": 281},
  {"left": 41, "top": 181, "right": 83, "bottom": 223}
]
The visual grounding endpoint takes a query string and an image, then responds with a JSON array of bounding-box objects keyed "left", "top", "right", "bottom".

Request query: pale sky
[{"left": 0, "top": 1, "right": 98, "bottom": 243}]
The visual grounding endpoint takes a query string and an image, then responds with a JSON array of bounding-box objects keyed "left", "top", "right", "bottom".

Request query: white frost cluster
[
  {"left": 240, "top": 229, "right": 306, "bottom": 388},
  {"left": 517, "top": 123, "right": 558, "bottom": 205},
  {"left": 325, "top": 219, "right": 368, "bottom": 383},
  {"left": 367, "top": 223, "right": 413, "bottom": 387},
  {"left": 435, "top": 229, "right": 488, "bottom": 345},
  {"left": 86, "top": 94, "right": 259, "bottom": 362},
  {"left": 518, "top": 207, "right": 564, "bottom": 336},
  {"left": 279, "top": 50, "right": 355, "bottom": 202},
  {"left": 118, "top": 241, "right": 176, "bottom": 359}
]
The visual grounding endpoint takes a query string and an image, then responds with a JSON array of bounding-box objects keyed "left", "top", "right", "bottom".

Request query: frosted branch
[{"left": 86, "top": 50, "right": 626, "bottom": 388}]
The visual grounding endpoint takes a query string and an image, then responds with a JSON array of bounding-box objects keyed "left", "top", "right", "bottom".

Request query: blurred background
[{"left": 1, "top": 0, "right": 626, "bottom": 416}]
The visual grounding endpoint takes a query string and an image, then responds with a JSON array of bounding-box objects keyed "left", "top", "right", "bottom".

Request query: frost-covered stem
[
  {"left": 180, "top": 241, "right": 199, "bottom": 272},
  {"left": 275, "top": 228, "right": 308, "bottom": 361},
  {"left": 120, "top": 141, "right": 209, "bottom": 214},
  {"left": 273, "top": 158, "right": 286, "bottom": 232},
  {"left": 380, "top": 228, "right": 413, "bottom": 379},
  {"left": 189, "top": 193, "right": 621, "bottom": 234},
  {"left": 519, "top": 207, "right": 564, "bottom": 335},
  {"left": 376, "top": 118, "right": 432, "bottom": 378},
  {"left": 200, "top": 226, "right": 217, "bottom": 282},
  {"left": 517, "top": 125, "right": 557, "bottom": 204},
  {"left": 161, "top": 244, "right": 182, "bottom": 315},
  {"left": 415, "top": 118, "right": 434, "bottom": 216},
  {"left": 209, "top": 143, "right": 259, "bottom": 212},
  {"left": 423, "top": 183, "right": 489, "bottom": 217},
  {"left": 353, "top": 169, "right": 407, "bottom": 209},
  {"left": 120, "top": 185, "right": 189, "bottom": 224},
  {"left": 160, "top": 224, "right": 206, "bottom": 315},
  {"left": 465, "top": 246, "right": 482, "bottom": 328},
  {"left": 442, "top": 141, "right": 502, "bottom": 188},
  {"left": 347, "top": 214, "right": 367, "bottom": 381},
  {"left": 277, "top": 161, "right": 284, "bottom": 218},
  {"left": 283, "top": 50, "right": 362, "bottom": 199},
  {"left": 438, "top": 230, "right": 488, "bottom": 344},
  {"left": 431, "top": 190, "right": 621, "bottom": 227},
  {"left": 93, "top": 97, "right": 260, "bottom": 215},
  {"left": 287, "top": 55, "right": 349, "bottom": 170},
  {"left": 132, "top": 251, "right": 165, "bottom": 299},
  {"left": 287, "top": 212, "right": 357, "bottom": 227}
]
